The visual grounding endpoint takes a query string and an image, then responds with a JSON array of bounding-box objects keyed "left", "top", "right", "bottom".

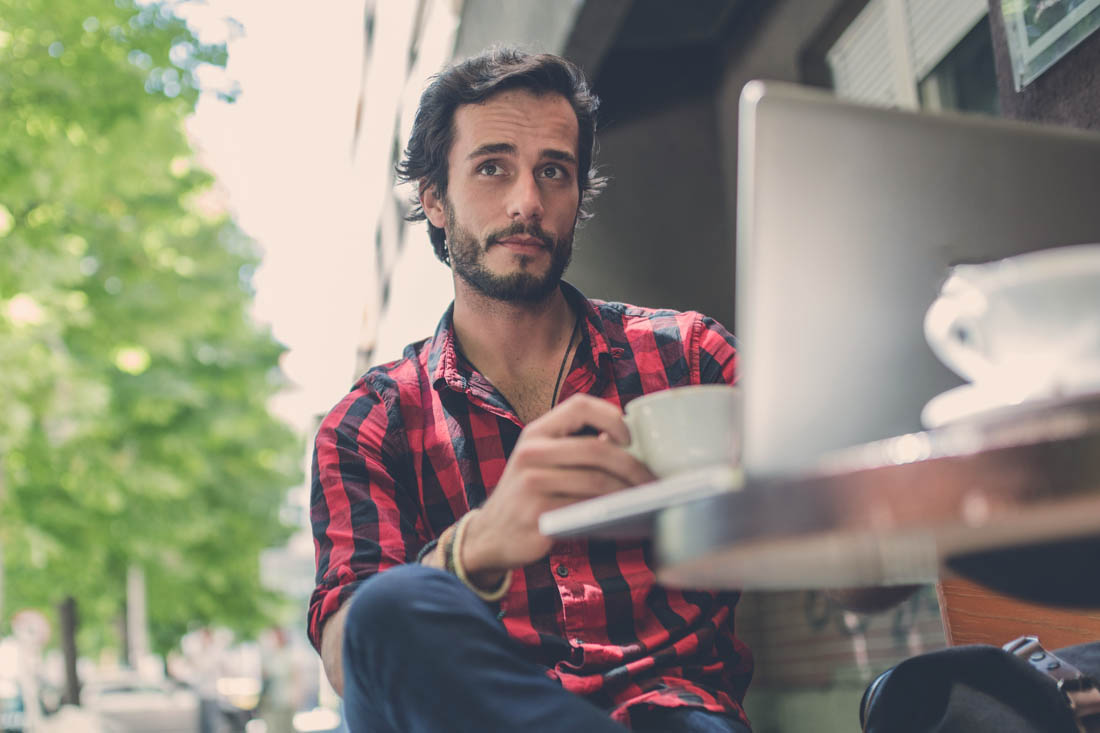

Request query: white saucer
[{"left": 922, "top": 379, "right": 1100, "bottom": 429}]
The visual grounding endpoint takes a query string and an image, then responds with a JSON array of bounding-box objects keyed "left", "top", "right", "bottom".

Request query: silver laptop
[
  {"left": 541, "top": 80, "right": 1100, "bottom": 539},
  {"left": 737, "top": 80, "right": 1100, "bottom": 477}
]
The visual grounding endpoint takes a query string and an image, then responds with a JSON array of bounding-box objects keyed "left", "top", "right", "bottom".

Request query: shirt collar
[{"left": 428, "top": 281, "right": 613, "bottom": 393}]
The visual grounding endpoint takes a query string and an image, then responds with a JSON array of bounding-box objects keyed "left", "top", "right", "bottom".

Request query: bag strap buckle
[{"left": 1005, "top": 635, "right": 1100, "bottom": 732}]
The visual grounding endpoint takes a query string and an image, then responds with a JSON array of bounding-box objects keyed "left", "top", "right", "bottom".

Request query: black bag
[{"left": 860, "top": 637, "right": 1100, "bottom": 732}]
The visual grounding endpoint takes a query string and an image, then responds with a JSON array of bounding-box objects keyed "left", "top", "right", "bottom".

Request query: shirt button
[{"left": 556, "top": 564, "right": 569, "bottom": 578}]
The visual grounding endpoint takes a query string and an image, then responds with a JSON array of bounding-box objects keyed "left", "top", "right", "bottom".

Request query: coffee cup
[
  {"left": 623, "top": 384, "right": 742, "bottom": 478},
  {"left": 923, "top": 243, "right": 1100, "bottom": 395}
]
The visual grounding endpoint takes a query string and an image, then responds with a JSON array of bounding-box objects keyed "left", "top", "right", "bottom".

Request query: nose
[{"left": 505, "top": 172, "right": 544, "bottom": 224}]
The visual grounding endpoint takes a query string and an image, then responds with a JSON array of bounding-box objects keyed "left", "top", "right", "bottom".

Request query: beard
[{"left": 445, "top": 201, "right": 574, "bottom": 303}]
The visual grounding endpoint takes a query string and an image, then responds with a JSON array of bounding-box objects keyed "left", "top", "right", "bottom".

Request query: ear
[{"left": 420, "top": 180, "right": 447, "bottom": 229}]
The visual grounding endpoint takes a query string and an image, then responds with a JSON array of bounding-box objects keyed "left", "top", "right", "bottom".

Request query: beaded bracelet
[
  {"left": 415, "top": 536, "right": 440, "bottom": 564},
  {"left": 452, "top": 509, "right": 512, "bottom": 602}
]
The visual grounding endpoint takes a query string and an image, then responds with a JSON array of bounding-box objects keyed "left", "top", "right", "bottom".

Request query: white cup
[
  {"left": 623, "top": 384, "right": 742, "bottom": 478},
  {"left": 924, "top": 243, "right": 1100, "bottom": 395}
]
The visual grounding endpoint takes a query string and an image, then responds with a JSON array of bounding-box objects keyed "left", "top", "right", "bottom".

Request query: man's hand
[{"left": 460, "top": 394, "right": 656, "bottom": 585}]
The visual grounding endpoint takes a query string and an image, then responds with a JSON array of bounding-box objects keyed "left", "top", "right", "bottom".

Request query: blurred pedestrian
[
  {"left": 181, "top": 627, "right": 229, "bottom": 733},
  {"left": 258, "top": 627, "right": 298, "bottom": 733}
]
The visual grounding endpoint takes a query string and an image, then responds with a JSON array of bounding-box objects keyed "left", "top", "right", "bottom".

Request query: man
[{"left": 309, "top": 48, "right": 753, "bottom": 732}]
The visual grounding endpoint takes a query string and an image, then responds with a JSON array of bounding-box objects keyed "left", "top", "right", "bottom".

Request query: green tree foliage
[{"left": 0, "top": 0, "right": 302, "bottom": 654}]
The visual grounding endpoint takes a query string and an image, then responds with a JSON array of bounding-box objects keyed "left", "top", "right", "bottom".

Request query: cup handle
[{"left": 923, "top": 276, "right": 994, "bottom": 382}]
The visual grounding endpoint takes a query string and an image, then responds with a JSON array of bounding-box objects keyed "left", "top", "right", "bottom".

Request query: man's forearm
[{"left": 320, "top": 602, "right": 351, "bottom": 696}]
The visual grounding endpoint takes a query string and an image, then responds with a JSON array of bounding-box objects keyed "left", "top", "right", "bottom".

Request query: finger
[
  {"left": 523, "top": 466, "right": 632, "bottom": 500},
  {"left": 518, "top": 436, "right": 656, "bottom": 487},
  {"left": 525, "top": 393, "right": 631, "bottom": 445},
  {"left": 537, "top": 492, "right": 613, "bottom": 531}
]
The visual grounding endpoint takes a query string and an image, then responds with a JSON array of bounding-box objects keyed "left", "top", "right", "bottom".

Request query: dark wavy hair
[{"left": 395, "top": 47, "right": 605, "bottom": 264}]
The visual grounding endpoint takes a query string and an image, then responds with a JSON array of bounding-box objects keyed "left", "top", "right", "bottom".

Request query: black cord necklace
[
  {"left": 550, "top": 312, "right": 582, "bottom": 409},
  {"left": 454, "top": 309, "right": 582, "bottom": 413}
]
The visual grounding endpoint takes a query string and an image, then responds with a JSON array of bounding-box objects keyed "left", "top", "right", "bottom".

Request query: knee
[{"left": 343, "top": 564, "right": 464, "bottom": 655}]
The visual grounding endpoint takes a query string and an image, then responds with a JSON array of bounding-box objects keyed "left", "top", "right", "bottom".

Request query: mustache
[{"left": 486, "top": 223, "right": 555, "bottom": 249}]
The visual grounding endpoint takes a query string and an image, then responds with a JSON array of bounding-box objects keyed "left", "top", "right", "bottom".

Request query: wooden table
[{"left": 655, "top": 394, "right": 1100, "bottom": 607}]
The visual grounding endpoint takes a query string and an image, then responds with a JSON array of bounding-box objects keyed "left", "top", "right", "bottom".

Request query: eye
[
  {"left": 541, "top": 165, "right": 566, "bottom": 179},
  {"left": 477, "top": 162, "right": 502, "bottom": 176}
]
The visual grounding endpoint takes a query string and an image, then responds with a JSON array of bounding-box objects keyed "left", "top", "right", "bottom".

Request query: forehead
[{"left": 450, "top": 89, "right": 580, "bottom": 158}]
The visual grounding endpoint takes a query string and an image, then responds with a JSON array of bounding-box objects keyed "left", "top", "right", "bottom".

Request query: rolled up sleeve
[
  {"left": 694, "top": 313, "right": 739, "bottom": 386},
  {"left": 307, "top": 385, "right": 423, "bottom": 651}
]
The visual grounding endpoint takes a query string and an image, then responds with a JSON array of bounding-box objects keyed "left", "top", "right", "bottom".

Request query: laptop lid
[{"left": 737, "top": 81, "right": 1100, "bottom": 477}]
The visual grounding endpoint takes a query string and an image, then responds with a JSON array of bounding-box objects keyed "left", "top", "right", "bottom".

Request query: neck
[{"left": 451, "top": 277, "right": 575, "bottom": 381}]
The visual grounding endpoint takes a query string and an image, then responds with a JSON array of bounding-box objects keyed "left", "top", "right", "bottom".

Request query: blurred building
[
  {"left": 347, "top": 0, "right": 462, "bottom": 371},
  {"left": 340, "top": 1, "right": 1100, "bottom": 731}
]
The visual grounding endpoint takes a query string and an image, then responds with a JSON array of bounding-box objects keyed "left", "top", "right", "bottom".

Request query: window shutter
[{"left": 827, "top": 0, "right": 898, "bottom": 107}]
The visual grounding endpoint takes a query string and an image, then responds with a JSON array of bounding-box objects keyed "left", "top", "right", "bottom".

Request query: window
[
  {"left": 919, "top": 17, "right": 1000, "bottom": 116},
  {"left": 827, "top": 0, "right": 1000, "bottom": 116}
]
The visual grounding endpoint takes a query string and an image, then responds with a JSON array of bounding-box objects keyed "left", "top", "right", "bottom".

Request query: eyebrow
[
  {"left": 542, "top": 148, "right": 578, "bottom": 166},
  {"left": 467, "top": 142, "right": 514, "bottom": 159},
  {"left": 466, "top": 142, "right": 578, "bottom": 166}
]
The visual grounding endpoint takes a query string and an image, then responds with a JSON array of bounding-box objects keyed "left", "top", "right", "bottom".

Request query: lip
[{"left": 495, "top": 235, "right": 548, "bottom": 250}]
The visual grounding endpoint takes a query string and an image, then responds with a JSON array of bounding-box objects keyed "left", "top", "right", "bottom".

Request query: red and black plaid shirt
[{"left": 309, "top": 283, "right": 753, "bottom": 726}]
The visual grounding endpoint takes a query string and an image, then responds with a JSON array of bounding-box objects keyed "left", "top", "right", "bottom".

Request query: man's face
[{"left": 423, "top": 89, "right": 582, "bottom": 302}]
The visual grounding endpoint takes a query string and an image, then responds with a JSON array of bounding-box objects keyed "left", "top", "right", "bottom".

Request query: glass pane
[{"left": 918, "top": 17, "right": 1001, "bottom": 116}]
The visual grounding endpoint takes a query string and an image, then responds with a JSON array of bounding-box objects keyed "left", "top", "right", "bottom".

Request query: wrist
[{"left": 459, "top": 509, "right": 508, "bottom": 589}]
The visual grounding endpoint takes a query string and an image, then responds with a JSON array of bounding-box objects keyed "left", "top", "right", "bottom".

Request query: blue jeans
[{"left": 341, "top": 564, "right": 749, "bottom": 732}]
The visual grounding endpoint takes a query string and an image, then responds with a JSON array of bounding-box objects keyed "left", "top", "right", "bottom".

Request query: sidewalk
[{"left": 38, "top": 705, "right": 115, "bottom": 733}]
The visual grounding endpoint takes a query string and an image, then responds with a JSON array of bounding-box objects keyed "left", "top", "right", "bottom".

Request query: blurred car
[{"left": 82, "top": 674, "right": 200, "bottom": 733}]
